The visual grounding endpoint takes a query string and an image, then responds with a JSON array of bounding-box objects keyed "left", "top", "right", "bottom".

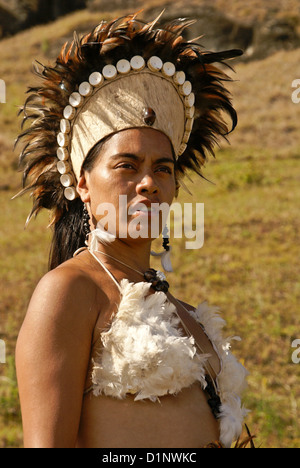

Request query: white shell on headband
[
  {"left": 130, "top": 55, "right": 145, "bottom": 71},
  {"left": 79, "top": 81, "right": 93, "bottom": 97},
  {"left": 102, "top": 64, "right": 117, "bottom": 80},
  {"left": 60, "top": 119, "right": 71, "bottom": 133},
  {"left": 57, "top": 147, "right": 69, "bottom": 161},
  {"left": 185, "top": 106, "right": 195, "bottom": 119},
  {"left": 185, "top": 92, "right": 195, "bottom": 108},
  {"left": 57, "top": 55, "right": 195, "bottom": 200},
  {"left": 69, "top": 92, "right": 84, "bottom": 107},
  {"left": 57, "top": 132, "right": 70, "bottom": 147},
  {"left": 178, "top": 143, "right": 187, "bottom": 156},
  {"left": 89, "top": 72, "right": 104, "bottom": 87},
  {"left": 180, "top": 81, "right": 192, "bottom": 96},
  {"left": 116, "top": 59, "right": 131, "bottom": 74},
  {"left": 183, "top": 130, "right": 191, "bottom": 144},
  {"left": 57, "top": 160, "right": 71, "bottom": 174},
  {"left": 186, "top": 117, "right": 194, "bottom": 132},
  {"left": 60, "top": 173, "right": 74, "bottom": 187},
  {"left": 173, "top": 71, "right": 186, "bottom": 85},
  {"left": 64, "top": 186, "right": 77, "bottom": 201},
  {"left": 63, "top": 105, "right": 76, "bottom": 120},
  {"left": 148, "top": 56, "right": 163, "bottom": 72},
  {"left": 162, "top": 62, "right": 176, "bottom": 77}
]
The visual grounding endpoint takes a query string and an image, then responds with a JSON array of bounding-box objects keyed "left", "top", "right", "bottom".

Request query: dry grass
[
  {"left": 227, "top": 47, "right": 300, "bottom": 156},
  {"left": 213, "top": 0, "right": 300, "bottom": 22},
  {"left": 0, "top": 3, "right": 300, "bottom": 448}
]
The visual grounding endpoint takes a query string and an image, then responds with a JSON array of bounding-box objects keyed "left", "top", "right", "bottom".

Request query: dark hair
[
  {"left": 48, "top": 139, "right": 105, "bottom": 270},
  {"left": 48, "top": 134, "right": 179, "bottom": 270},
  {"left": 48, "top": 197, "right": 86, "bottom": 270}
]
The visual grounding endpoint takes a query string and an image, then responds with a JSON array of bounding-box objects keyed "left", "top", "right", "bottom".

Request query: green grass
[
  {"left": 169, "top": 150, "right": 300, "bottom": 448},
  {"left": 0, "top": 192, "right": 50, "bottom": 447},
  {"left": 1, "top": 5, "right": 300, "bottom": 448}
]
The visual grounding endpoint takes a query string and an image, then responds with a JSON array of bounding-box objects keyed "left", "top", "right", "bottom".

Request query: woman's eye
[
  {"left": 115, "top": 163, "right": 172, "bottom": 174},
  {"left": 117, "top": 163, "right": 135, "bottom": 170},
  {"left": 156, "top": 166, "right": 172, "bottom": 174}
]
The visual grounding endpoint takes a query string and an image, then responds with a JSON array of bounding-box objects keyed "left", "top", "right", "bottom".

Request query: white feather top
[{"left": 91, "top": 279, "right": 249, "bottom": 447}]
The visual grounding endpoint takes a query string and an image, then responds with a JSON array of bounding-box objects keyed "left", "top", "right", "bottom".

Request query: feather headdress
[{"left": 15, "top": 12, "right": 242, "bottom": 225}]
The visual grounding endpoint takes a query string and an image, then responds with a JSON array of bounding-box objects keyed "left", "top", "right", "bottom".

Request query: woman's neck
[{"left": 89, "top": 237, "right": 152, "bottom": 273}]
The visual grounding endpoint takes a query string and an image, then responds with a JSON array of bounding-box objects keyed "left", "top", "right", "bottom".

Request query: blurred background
[{"left": 0, "top": 0, "right": 300, "bottom": 448}]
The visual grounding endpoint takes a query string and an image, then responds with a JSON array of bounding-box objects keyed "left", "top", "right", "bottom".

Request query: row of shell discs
[
  {"left": 59, "top": 58, "right": 145, "bottom": 200},
  {"left": 62, "top": 56, "right": 195, "bottom": 123},
  {"left": 57, "top": 114, "right": 77, "bottom": 199},
  {"left": 145, "top": 57, "right": 194, "bottom": 157},
  {"left": 59, "top": 100, "right": 78, "bottom": 198},
  {"left": 59, "top": 56, "right": 195, "bottom": 199}
]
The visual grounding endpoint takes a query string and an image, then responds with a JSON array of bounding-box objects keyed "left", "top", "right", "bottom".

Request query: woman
[{"left": 15, "top": 13, "right": 248, "bottom": 448}]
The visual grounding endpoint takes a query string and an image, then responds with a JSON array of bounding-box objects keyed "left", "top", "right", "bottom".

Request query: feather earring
[
  {"left": 151, "top": 225, "right": 173, "bottom": 272},
  {"left": 88, "top": 225, "right": 116, "bottom": 251}
]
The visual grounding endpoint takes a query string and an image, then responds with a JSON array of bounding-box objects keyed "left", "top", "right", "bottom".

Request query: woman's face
[{"left": 77, "top": 128, "right": 176, "bottom": 242}]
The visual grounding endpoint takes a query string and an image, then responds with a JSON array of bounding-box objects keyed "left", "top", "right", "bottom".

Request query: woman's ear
[{"left": 77, "top": 171, "right": 91, "bottom": 204}]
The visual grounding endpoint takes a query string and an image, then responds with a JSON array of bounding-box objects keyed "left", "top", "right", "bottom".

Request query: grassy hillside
[
  {"left": 213, "top": 0, "right": 300, "bottom": 23},
  {"left": 0, "top": 6, "right": 300, "bottom": 448}
]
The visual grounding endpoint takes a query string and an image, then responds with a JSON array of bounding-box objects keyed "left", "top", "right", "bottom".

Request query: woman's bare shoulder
[
  {"left": 35, "top": 261, "right": 94, "bottom": 299},
  {"left": 24, "top": 254, "right": 103, "bottom": 330}
]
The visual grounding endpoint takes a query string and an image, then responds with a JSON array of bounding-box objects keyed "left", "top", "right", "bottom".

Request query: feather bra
[{"left": 86, "top": 260, "right": 249, "bottom": 449}]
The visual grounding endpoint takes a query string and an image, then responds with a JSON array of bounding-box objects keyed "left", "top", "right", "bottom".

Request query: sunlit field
[{"left": 0, "top": 6, "right": 300, "bottom": 448}]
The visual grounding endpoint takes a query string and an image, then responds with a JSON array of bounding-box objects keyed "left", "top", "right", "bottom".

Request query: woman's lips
[
  {"left": 128, "top": 202, "right": 160, "bottom": 217},
  {"left": 132, "top": 207, "right": 159, "bottom": 217}
]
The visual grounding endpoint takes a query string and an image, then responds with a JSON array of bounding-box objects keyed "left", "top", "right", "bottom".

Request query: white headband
[{"left": 56, "top": 55, "right": 195, "bottom": 200}]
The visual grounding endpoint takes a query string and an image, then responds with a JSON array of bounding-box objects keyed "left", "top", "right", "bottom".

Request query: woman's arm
[{"left": 16, "top": 267, "right": 98, "bottom": 448}]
